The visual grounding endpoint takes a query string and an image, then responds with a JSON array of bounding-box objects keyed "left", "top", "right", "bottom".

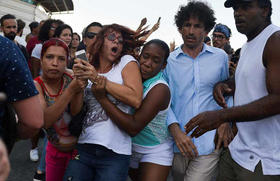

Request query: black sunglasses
[{"left": 86, "top": 32, "right": 97, "bottom": 39}]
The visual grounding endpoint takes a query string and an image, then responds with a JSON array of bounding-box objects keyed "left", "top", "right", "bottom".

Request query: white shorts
[{"left": 129, "top": 139, "right": 174, "bottom": 169}]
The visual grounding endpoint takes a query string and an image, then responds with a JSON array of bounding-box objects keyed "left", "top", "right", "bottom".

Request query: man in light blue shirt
[{"left": 163, "top": 1, "right": 233, "bottom": 181}]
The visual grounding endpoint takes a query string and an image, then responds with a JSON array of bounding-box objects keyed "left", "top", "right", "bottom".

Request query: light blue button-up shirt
[{"left": 163, "top": 44, "right": 231, "bottom": 155}]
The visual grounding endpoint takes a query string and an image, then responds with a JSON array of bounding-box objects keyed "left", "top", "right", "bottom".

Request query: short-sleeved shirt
[{"left": 0, "top": 35, "right": 38, "bottom": 126}]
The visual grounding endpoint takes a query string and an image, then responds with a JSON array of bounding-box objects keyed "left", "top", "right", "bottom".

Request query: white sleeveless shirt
[
  {"left": 229, "top": 24, "right": 280, "bottom": 175},
  {"left": 78, "top": 55, "right": 136, "bottom": 155}
]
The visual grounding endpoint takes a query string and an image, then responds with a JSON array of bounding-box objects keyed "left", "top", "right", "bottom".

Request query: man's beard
[{"left": 5, "top": 32, "right": 16, "bottom": 41}]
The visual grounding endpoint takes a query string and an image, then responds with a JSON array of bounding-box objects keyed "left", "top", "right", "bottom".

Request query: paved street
[{"left": 8, "top": 139, "right": 44, "bottom": 181}]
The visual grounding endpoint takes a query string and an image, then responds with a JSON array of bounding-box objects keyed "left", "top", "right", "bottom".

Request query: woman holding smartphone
[{"left": 63, "top": 24, "right": 144, "bottom": 181}]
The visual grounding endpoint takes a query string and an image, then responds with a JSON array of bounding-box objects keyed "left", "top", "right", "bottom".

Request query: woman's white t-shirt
[
  {"left": 31, "top": 43, "right": 42, "bottom": 59},
  {"left": 78, "top": 55, "right": 137, "bottom": 155}
]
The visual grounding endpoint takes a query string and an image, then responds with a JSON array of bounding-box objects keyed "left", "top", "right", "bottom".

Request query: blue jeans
[
  {"left": 37, "top": 136, "right": 47, "bottom": 172},
  {"left": 63, "top": 144, "right": 130, "bottom": 181}
]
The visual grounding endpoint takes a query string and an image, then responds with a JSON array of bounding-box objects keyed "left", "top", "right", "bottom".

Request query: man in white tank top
[{"left": 185, "top": 0, "right": 280, "bottom": 180}]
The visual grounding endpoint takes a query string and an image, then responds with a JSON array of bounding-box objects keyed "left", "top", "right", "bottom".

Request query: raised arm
[
  {"left": 92, "top": 76, "right": 169, "bottom": 136},
  {"left": 139, "top": 18, "right": 160, "bottom": 42},
  {"left": 136, "top": 17, "right": 147, "bottom": 34}
]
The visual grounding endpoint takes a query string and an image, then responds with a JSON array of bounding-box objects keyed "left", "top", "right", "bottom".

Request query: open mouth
[{"left": 111, "top": 47, "right": 118, "bottom": 53}]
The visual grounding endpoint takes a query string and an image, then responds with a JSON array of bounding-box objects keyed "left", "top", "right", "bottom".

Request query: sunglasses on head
[
  {"left": 106, "top": 33, "right": 124, "bottom": 44},
  {"left": 86, "top": 32, "right": 97, "bottom": 39}
]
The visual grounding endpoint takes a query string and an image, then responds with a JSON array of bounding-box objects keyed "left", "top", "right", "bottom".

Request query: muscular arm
[
  {"left": 185, "top": 31, "right": 280, "bottom": 137},
  {"left": 105, "top": 61, "right": 143, "bottom": 109},
  {"left": 220, "top": 32, "right": 280, "bottom": 122},
  {"left": 12, "top": 95, "right": 43, "bottom": 139},
  {"left": 98, "top": 84, "right": 170, "bottom": 136}
]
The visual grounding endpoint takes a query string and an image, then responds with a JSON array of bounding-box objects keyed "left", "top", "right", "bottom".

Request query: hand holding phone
[{"left": 75, "top": 50, "right": 88, "bottom": 61}]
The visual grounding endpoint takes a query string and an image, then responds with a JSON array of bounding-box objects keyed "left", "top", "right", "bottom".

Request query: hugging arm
[
  {"left": 105, "top": 61, "right": 143, "bottom": 109},
  {"left": 93, "top": 78, "right": 170, "bottom": 137}
]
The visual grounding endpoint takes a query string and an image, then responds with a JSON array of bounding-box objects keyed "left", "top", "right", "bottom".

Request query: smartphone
[
  {"left": 75, "top": 49, "right": 88, "bottom": 61},
  {"left": 157, "top": 17, "right": 161, "bottom": 24}
]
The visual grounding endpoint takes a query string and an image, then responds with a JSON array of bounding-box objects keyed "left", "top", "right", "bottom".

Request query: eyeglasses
[
  {"left": 106, "top": 33, "right": 123, "bottom": 44},
  {"left": 212, "top": 34, "right": 226, "bottom": 40},
  {"left": 86, "top": 32, "right": 97, "bottom": 39}
]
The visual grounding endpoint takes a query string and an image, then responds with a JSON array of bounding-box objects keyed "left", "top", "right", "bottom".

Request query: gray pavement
[{"left": 8, "top": 139, "right": 44, "bottom": 181}]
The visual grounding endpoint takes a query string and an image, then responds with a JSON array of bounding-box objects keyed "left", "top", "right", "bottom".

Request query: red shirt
[
  {"left": 26, "top": 36, "right": 41, "bottom": 57},
  {"left": 26, "top": 36, "right": 41, "bottom": 71}
]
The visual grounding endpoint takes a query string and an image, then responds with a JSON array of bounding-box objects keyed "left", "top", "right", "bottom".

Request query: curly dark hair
[
  {"left": 89, "top": 24, "right": 145, "bottom": 68},
  {"left": 38, "top": 19, "right": 56, "bottom": 42},
  {"left": 175, "top": 1, "right": 216, "bottom": 32},
  {"left": 38, "top": 19, "right": 64, "bottom": 42}
]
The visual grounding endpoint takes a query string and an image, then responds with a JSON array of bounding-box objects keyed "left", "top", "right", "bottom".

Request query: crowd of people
[{"left": 0, "top": 0, "right": 279, "bottom": 181}]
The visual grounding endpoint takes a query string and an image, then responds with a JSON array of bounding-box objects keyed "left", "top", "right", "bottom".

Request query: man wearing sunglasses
[{"left": 77, "top": 22, "right": 102, "bottom": 52}]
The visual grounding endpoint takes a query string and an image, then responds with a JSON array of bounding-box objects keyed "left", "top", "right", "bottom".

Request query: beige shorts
[{"left": 172, "top": 149, "right": 221, "bottom": 181}]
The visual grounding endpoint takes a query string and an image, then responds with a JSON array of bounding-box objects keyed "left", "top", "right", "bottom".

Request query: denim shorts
[{"left": 63, "top": 144, "right": 130, "bottom": 181}]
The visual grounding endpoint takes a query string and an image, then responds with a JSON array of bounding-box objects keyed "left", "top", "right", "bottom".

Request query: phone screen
[{"left": 75, "top": 50, "right": 88, "bottom": 61}]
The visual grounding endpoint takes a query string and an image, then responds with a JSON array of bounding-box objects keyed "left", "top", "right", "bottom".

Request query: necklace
[{"left": 40, "top": 77, "right": 64, "bottom": 97}]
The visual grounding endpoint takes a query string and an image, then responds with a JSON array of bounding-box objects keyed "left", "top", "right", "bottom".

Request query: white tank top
[
  {"left": 78, "top": 55, "right": 137, "bottom": 155},
  {"left": 229, "top": 24, "right": 280, "bottom": 175}
]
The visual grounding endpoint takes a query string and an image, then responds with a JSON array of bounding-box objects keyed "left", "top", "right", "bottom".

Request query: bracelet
[{"left": 91, "top": 75, "right": 99, "bottom": 86}]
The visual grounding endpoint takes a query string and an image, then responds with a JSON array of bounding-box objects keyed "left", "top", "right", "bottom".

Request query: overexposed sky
[{"left": 52, "top": 0, "right": 280, "bottom": 50}]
